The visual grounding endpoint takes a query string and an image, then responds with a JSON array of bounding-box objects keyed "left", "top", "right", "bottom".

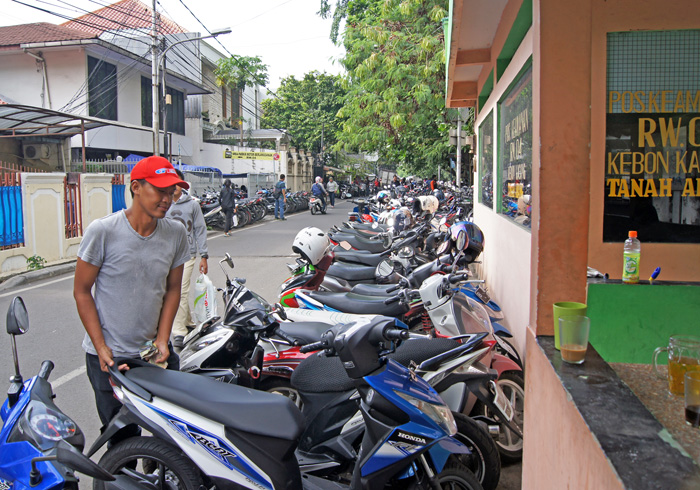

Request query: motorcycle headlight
[
  {"left": 180, "top": 329, "right": 231, "bottom": 362},
  {"left": 394, "top": 391, "right": 457, "bottom": 436}
]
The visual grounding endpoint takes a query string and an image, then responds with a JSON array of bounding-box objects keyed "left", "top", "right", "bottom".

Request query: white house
[{"left": 0, "top": 0, "right": 271, "bottom": 171}]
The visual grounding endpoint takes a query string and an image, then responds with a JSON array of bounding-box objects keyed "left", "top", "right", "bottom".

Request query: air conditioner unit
[{"left": 23, "top": 144, "right": 51, "bottom": 160}]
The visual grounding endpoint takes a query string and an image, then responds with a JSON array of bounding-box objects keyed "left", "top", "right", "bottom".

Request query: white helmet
[
  {"left": 412, "top": 195, "right": 439, "bottom": 215},
  {"left": 292, "top": 227, "right": 330, "bottom": 265}
]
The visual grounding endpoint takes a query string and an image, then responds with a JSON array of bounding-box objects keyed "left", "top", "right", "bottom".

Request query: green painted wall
[{"left": 587, "top": 282, "right": 700, "bottom": 364}]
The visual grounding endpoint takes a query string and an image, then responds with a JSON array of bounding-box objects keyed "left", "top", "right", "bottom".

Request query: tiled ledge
[{"left": 538, "top": 336, "right": 700, "bottom": 489}]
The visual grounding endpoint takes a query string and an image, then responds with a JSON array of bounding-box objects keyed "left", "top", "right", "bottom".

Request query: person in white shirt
[{"left": 326, "top": 176, "right": 338, "bottom": 208}]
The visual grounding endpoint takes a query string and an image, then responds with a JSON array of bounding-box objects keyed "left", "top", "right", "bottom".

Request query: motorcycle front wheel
[
  {"left": 450, "top": 412, "right": 500, "bottom": 490},
  {"left": 95, "top": 436, "right": 203, "bottom": 490},
  {"left": 407, "top": 461, "right": 483, "bottom": 490},
  {"left": 472, "top": 371, "right": 525, "bottom": 463},
  {"left": 437, "top": 462, "right": 484, "bottom": 490}
]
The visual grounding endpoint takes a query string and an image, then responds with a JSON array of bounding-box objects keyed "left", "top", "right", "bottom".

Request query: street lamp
[{"left": 152, "top": 27, "right": 231, "bottom": 155}]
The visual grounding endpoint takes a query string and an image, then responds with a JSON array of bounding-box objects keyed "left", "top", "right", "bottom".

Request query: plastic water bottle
[{"left": 622, "top": 231, "right": 641, "bottom": 284}]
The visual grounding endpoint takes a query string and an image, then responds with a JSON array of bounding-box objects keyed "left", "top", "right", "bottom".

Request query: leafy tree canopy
[
  {"left": 330, "top": 0, "right": 456, "bottom": 177},
  {"left": 214, "top": 55, "right": 269, "bottom": 91},
  {"left": 260, "top": 71, "right": 346, "bottom": 154}
]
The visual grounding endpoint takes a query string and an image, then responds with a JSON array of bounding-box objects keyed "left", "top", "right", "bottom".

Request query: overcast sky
[{"left": 2, "top": 0, "right": 346, "bottom": 90}]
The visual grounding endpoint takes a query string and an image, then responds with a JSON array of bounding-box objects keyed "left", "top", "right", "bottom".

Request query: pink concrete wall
[{"left": 522, "top": 327, "right": 625, "bottom": 489}]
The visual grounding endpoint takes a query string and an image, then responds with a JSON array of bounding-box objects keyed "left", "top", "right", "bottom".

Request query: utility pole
[
  {"left": 151, "top": 23, "right": 230, "bottom": 156},
  {"left": 162, "top": 56, "right": 169, "bottom": 161},
  {"left": 151, "top": 0, "right": 160, "bottom": 155},
  {"left": 456, "top": 113, "right": 462, "bottom": 187}
]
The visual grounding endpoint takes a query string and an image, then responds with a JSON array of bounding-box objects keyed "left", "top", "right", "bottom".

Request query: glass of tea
[
  {"left": 685, "top": 371, "right": 700, "bottom": 428},
  {"left": 559, "top": 316, "right": 590, "bottom": 365},
  {"left": 653, "top": 335, "right": 700, "bottom": 396}
]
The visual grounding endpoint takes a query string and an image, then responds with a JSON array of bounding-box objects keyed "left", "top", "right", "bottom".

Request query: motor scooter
[
  {"left": 309, "top": 195, "right": 326, "bottom": 215},
  {"left": 89, "top": 317, "right": 484, "bottom": 489},
  {"left": 0, "top": 297, "right": 141, "bottom": 490}
]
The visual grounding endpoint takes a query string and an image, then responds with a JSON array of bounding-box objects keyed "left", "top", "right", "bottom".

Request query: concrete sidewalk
[{"left": 0, "top": 260, "right": 77, "bottom": 293}]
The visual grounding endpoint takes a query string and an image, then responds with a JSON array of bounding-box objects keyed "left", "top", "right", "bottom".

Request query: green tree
[
  {"left": 329, "top": 0, "right": 454, "bottom": 177},
  {"left": 214, "top": 55, "right": 269, "bottom": 126},
  {"left": 261, "top": 71, "right": 346, "bottom": 156}
]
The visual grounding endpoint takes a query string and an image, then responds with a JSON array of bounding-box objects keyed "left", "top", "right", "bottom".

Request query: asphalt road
[{"left": 0, "top": 197, "right": 521, "bottom": 488}]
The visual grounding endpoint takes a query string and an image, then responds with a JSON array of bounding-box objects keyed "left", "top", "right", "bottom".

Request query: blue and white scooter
[
  {"left": 88, "top": 316, "right": 484, "bottom": 489},
  {"left": 0, "top": 297, "right": 139, "bottom": 490}
]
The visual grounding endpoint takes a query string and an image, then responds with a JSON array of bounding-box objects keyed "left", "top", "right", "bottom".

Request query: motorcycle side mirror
[
  {"left": 455, "top": 230, "right": 468, "bottom": 251},
  {"left": 274, "top": 303, "right": 288, "bottom": 321},
  {"left": 382, "top": 234, "right": 392, "bottom": 248},
  {"left": 6, "top": 296, "right": 28, "bottom": 405},
  {"left": 6, "top": 296, "right": 28, "bottom": 335},
  {"left": 223, "top": 253, "right": 234, "bottom": 269},
  {"left": 376, "top": 260, "right": 394, "bottom": 278}
]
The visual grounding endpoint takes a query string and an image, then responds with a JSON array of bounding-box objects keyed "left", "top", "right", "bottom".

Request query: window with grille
[
  {"left": 604, "top": 30, "right": 700, "bottom": 243},
  {"left": 88, "top": 56, "right": 117, "bottom": 121}
]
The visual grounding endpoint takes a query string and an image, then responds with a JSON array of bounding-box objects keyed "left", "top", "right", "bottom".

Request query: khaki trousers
[{"left": 172, "top": 256, "right": 196, "bottom": 337}]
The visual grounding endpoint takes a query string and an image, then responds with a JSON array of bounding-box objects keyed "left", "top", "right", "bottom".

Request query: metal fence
[
  {"left": 64, "top": 173, "right": 82, "bottom": 239},
  {"left": 69, "top": 159, "right": 132, "bottom": 174},
  {"left": 0, "top": 163, "right": 47, "bottom": 250},
  {"left": 111, "top": 174, "right": 126, "bottom": 212},
  {"left": 182, "top": 170, "right": 222, "bottom": 197},
  {"left": 247, "top": 173, "right": 276, "bottom": 194},
  {"left": 0, "top": 164, "right": 24, "bottom": 250}
]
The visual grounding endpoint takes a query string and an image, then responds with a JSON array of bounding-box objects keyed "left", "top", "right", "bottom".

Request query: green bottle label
[{"left": 623, "top": 252, "right": 640, "bottom": 283}]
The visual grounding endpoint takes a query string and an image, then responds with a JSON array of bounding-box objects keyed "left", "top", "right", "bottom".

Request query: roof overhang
[
  {"left": 17, "top": 38, "right": 212, "bottom": 96},
  {"left": 0, "top": 103, "right": 152, "bottom": 138},
  {"left": 446, "top": 0, "right": 508, "bottom": 108}
]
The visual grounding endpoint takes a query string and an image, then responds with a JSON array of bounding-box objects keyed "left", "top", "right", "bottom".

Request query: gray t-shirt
[{"left": 78, "top": 210, "right": 189, "bottom": 357}]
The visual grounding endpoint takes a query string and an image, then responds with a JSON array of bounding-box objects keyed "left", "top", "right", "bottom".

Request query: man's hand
[
  {"left": 154, "top": 338, "right": 170, "bottom": 365},
  {"left": 199, "top": 257, "right": 208, "bottom": 274},
  {"left": 97, "top": 344, "right": 114, "bottom": 372}
]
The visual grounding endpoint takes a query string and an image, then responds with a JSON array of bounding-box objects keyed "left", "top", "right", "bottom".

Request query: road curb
[{"left": 0, "top": 262, "right": 76, "bottom": 293}]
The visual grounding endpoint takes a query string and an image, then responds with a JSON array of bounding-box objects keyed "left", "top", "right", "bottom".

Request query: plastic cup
[
  {"left": 559, "top": 316, "right": 591, "bottom": 364},
  {"left": 553, "top": 302, "right": 587, "bottom": 350}
]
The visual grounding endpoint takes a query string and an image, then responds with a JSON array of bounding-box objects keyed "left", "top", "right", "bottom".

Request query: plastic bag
[{"left": 193, "top": 273, "right": 218, "bottom": 323}]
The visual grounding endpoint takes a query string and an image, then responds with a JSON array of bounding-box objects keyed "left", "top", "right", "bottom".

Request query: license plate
[
  {"left": 475, "top": 286, "right": 491, "bottom": 304},
  {"left": 491, "top": 381, "right": 514, "bottom": 422}
]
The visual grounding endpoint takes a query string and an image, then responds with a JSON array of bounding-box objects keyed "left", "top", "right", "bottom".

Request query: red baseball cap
[{"left": 130, "top": 156, "right": 189, "bottom": 189}]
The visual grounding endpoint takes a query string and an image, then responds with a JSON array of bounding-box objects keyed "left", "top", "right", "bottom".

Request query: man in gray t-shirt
[{"left": 74, "top": 156, "right": 189, "bottom": 442}]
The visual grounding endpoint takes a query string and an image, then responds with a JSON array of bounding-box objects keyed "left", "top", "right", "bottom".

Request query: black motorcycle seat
[
  {"left": 329, "top": 233, "right": 387, "bottom": 254},
  {"left": 350, "top": 283, "right": 395, "bottom": 296},
  {"left": 344, "top": 222, "right": 389, "bottom": 232},
  {"left": 330, "top": 244, "right": 372, "bottom": 254},
  {"left": 327, "top": 262, "right": 377, "bottom": 282},
  {"left": 125, "top": 367, "right": 304, "bottom": 441},
  {"left": 292, "top": 338, "right": 461, "bottom": 393},
  {"left": 277, "top": 321, "right": 330, "bottom": 344},
  {"left": 334, "top": 250, "right": 385, "bottom": 267},
  {"left": 305, "top": 290, "right": 409, "bottom": 317}
]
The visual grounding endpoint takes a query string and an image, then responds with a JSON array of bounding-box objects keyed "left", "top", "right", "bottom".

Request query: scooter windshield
[{"left": 452, "top": 294, "right": 494, "bottom": 336}]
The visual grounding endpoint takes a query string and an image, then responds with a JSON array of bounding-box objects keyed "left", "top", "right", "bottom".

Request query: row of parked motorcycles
[
  {"left": 1, "top": 191, "right": 517, "bottom": 489},
  {"left": 197, "top": 186, "right": 335, "bottom": 230}
]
